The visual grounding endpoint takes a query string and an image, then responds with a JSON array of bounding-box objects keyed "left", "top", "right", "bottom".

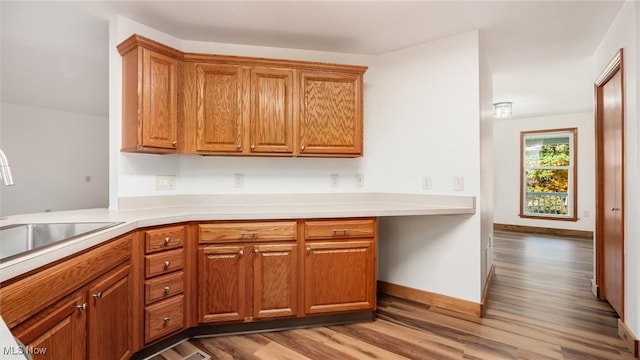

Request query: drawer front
[
  {"left": 145, "top": 249, "right": 183, "bottom": 278},
  {"left": 145, "top": 295, "right": 184, "bottom": 344},
  {"left": 145, "top": 271, "right": 184, "bottom": 305},
  {"left": 199, "top": 221, "right": 297, "bottom": 243},
  {"left": 145, "top": 226, "right": 185, "bottom": 254},
  {"left": 304, "top": 219, "right": 375, "bottom": 240}
]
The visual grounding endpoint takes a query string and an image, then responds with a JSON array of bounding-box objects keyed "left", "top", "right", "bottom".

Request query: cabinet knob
[
  {"left": 253, "top": 248, "right": 259, "bottom": 254},
  {"left": 306, "top": 247, "right": 312, "bottom": 253},
  {"left": 301, "top": 145, "right": 306, "bottom": 151},
  {"left": 172, "top": 141, "right": 177, "bottom": 147},
  {"left": 164, "top": 260, "right": 171, "bottom": 268},
  {"left": 251, "top": 144, "right": 256, "bottom": 150},
  {"left": 236, "top": 144, "right": 242, "bottom": 150},
  {"left": 76, "top": 303, "right": 87, "bottom": 311},
  {"left": 238, "top": 250, "right": 244, "bottom": 256},
  {"left": 163, "top": 317, "right": 170, "bottom": 324},
  {"left": 164, "top": 286, "right": 171, "bottom": 293},
  {"left": 93, "top": 292, "right": 103, "bottom": 300},
  {"left": 164, "top": 237, "right": 171, "bottom": 245}
]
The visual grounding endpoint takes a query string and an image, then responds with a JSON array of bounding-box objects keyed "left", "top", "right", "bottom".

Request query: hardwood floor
[{"left": 153, "top": 231, "right": 635, "bottom": 359}]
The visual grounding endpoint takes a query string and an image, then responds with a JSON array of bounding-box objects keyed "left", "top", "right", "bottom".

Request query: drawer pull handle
[
  {"left": 93, "top": 292, "right": 103, "bottom": 300},
  {"left": 164, "top": 286, "right": 171, "bottom": 293},
  {"left": 76, "top": 303, "right": 87, "bottom": 311},
  {"left": 164, "top": 237, "right": 171, "bottom": 245},
  {"left": 164, "top": 261, "right": 171, "bottom": 268},
  {"left": 163, "top": 317, "right": 170, "bottom": 324},
  {"left": 332, "top": 228, "right": 350, "bottom": 234},
  {"left": 239, "top": 231, "right": 258, "bottom": 238}
]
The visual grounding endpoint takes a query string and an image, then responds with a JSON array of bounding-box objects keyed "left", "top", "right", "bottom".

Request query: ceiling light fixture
[{"left": 493, "top": 102, "right": 513, "bottom": 118}]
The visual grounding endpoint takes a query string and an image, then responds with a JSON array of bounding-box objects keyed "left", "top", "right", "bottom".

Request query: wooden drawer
[
  {"left": 145, "top": 249, "right": 183, "bottom": 278},
  {"left": 304, "top": 219, "right": 375, "bottom": 240},
  {"left": 145, "top": 295, "right": 184, "bottom": 344},
  {"left": 144, "top": 271, "right": 184, "bottom": 305},
  {"left": 145, "top": 226, "right": 185, "bottom": 254},
  {"left": 199, "top": 221, "right": 297, "bottom": 243}
]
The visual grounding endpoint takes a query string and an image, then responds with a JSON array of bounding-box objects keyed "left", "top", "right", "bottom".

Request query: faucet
[{"left": 0, "top": 148, "right": 15, "bottom": 186}]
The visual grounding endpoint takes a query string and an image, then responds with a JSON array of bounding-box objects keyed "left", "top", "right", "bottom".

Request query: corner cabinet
[
  {"left": 118, "top": 34, "right": 367, "bottom": 157},
  {"left": 117, "top": 35, "right": 181, "bottom": 153},
  {"left": 1, "top": 234, "right": 133, "bottom": 360}
]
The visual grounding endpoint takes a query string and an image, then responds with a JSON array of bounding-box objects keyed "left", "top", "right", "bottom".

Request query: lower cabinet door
[
  {"left": 304, "top": 240, "right": 376, "bottom": 314},
  {"left": 12, "top": 293, "right": 86, "bottom": 360},
  {"left": 87, "top": 264, "right": 132, "bottom": 360},
  {"left": 198, "top": 245, "right": 247, "bottom": 323},
  {"left": 253, "top": 243, "right": 298, "bottom": 319}
]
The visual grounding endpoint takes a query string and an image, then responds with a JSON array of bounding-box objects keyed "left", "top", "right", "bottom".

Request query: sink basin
[{"left": 0, "top": 222, "right": 122, "bottom": 262}]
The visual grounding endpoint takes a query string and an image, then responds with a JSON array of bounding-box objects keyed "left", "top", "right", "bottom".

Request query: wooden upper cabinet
[
  {"left": 118, "top": 35, "right": 180, "bottom": 153},
  {"left": 194, "top": 63, "right": 244, "bottom": 153},
  {"left": 298, "top": 70, "right": 363, "bottom": 157},
  {"left": 249, "top": 67, "right": 294, "bottom": 154},
  {"left": 118, "top": 34, "right": 367, "bottom": 157}
]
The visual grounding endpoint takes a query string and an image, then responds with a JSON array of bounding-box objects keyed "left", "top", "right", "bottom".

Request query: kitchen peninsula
[{"left": 0, "top": 192, "right": 474, "bottom": 359}]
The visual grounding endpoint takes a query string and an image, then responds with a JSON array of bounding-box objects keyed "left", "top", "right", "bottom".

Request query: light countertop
[{"left": 0, "top": 192, "right": 475, "bottom": 283}]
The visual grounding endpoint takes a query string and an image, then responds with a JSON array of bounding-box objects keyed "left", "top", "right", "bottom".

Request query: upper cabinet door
[
  {"left": 141, "top": 48, "right": 178, "bottom": 150},
  {"left": 298, "top": 70, "right": 363, "bottom": 157},
  {"left": 249, "top": 67, "right": 294, "bottom": 154},
  {"left": 195, "top": 64, "right": 245, "bottom": 153}
]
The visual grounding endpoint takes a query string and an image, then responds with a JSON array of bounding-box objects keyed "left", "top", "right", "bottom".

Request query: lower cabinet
[
  {"left": 12, "top": 294, "right": 86, "bottom": 360},
  {"left": 304, "top": 240, "right": 375, "bottom": 314},
  {"left": 197, "top": 242, "right": 298, "bottom": 323},
  {"left": 9, "top": 262, "right": 132, "bottom": 360}
]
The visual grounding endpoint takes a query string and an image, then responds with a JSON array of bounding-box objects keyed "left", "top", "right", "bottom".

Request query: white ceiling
[{"left": 0, "top": 1, "right": 625, "bottom": 118}]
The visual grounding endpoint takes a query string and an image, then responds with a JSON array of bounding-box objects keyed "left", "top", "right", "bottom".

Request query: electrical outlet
[
  {"left": 356, "top": 174, "right": 365, "bottom": 187},
  {"left": 453, "top": 176, "right": 464, "bottom": 191},
  {"left": 330, "top": 174, "right": 340, "bottom": 188},
  {"left": 234, "top": 173, "right": 244, "bottom": 188},
  {"left": 155, "top": 175, "right": 176, "bottom": 190},
  {"left": 422, "top": 176, "right": 432, "bottom": 190}
]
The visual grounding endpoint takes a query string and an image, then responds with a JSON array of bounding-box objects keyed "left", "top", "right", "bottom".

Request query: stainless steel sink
[{"left": 0, "top": 222, "right": 122, "bottom": 262}]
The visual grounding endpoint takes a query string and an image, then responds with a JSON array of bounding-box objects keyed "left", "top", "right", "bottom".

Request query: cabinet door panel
[
  {"left": 198, "top": 245, "right": 247, "bottom": 323},
  {"left": 249, "top": 67, "right": 294, "bottom": 153},
  {"left": 253, "top": 244, "right": 297, "bottom": 319},
  {"left": 12, "top": 294, "right": 86, "bottom": 360},
  {"left": 196, "top": 64, "right": 244, "bottom": 153},
  {"left": 142, "top": 48, "right": 178, "bottom": 149},
  {"left": 87, "top": 264, "right": 132, "bottom": 360},
  {"left": 304, "top": 240, "right": 375, "bottom": 314},
  {"left": 299, "top": 71, "right": 363, "bottom": 156}
]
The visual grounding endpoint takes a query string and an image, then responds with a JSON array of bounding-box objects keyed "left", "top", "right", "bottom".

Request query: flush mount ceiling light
[{"left": 493, "top": 102, "right": 512, "bottom": 118}]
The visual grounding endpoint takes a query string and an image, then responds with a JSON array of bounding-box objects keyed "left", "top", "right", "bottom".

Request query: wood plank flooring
[{"left": 152, "top": 231, "right": 635, "bottom": 359}]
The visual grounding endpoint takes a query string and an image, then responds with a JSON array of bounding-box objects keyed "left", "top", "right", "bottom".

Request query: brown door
[{"left": 595, "top": 49, "right": 624, "bottom": 318}]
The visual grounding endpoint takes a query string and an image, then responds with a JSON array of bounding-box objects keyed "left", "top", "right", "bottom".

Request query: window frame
[{"left": 519, "top": 128, "right": 578, "bottom": 221}]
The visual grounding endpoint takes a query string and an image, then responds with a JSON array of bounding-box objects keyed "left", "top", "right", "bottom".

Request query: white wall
[
  {"left": 479, "top": 39, "right": 494, "bottom": 289},
  {"left": 593, "top": 0, "right": 639, "bottom": 338},
  {"left": 493, "top": 112, "right": 595, "bottom": 232},
  {"left": 110, "top": 17, "right": 490, "bottom": 303},
  {"left": 0, "top": 103, "right": 109, "bottom": 216},
  {"left": 372, "top": 31, "right": 485, "bottom": 303}
]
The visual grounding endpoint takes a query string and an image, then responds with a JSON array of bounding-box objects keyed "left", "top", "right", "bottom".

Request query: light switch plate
[
  {"left": 331, "top": 174, "right": 340, "bottom": 188},
  {"left": 422, "top": 176, "right": 432, "bottom": 190},
  {"left": 234, "top": 173, "right": 244, "bottom": 188},
  {"left": 356, "top": 174, "right": 365, "bottom": 187}
]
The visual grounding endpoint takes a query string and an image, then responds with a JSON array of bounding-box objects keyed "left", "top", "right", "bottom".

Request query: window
[{"left": 520, "top": 128, "right": 577, "bottom": 221}]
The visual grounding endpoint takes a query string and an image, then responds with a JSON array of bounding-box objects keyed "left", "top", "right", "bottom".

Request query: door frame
[{"left": 594, "top": 48, "right": 624, "bottom": 319}]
